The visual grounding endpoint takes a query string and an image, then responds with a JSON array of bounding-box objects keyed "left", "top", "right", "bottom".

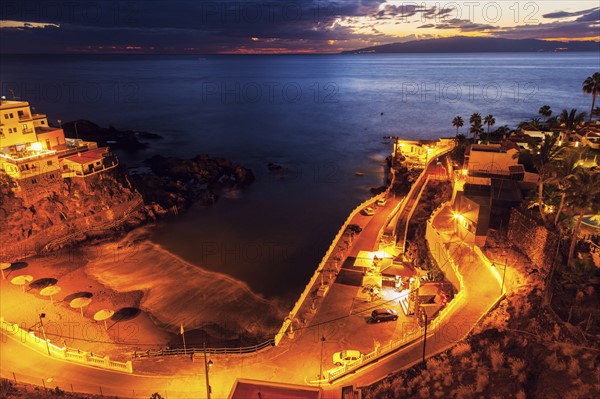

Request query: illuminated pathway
[{"left": 1, "top": 143, "right": 503, "bottom": 398}]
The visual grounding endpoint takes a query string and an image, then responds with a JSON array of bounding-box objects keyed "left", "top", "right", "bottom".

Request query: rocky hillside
[{"left": 0, "top": 169, "right": 148, "bottom": 259}]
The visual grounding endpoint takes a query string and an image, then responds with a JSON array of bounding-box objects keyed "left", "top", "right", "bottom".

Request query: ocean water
[{"left": 1, "top": 53, "right": 598, "bottom": 304}]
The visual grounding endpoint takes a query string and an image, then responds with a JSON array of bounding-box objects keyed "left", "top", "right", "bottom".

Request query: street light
[
  {"left": 421, "top": 310, "right": 428, "bottom": 365},
  {"left": 203, "top": 342, "right": 213, "bottom": 399},
  {"left": 38, "top": 313, "right": 51, "bottom": 357},
  {"left": 491, "top": 259, "right": 507, "bottom": 295},
  {"left": 319, "top": 336, "right": 326, "bottom": 386}
]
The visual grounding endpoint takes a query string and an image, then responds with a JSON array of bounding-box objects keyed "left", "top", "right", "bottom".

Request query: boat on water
[{"left": 355, "top": 172, "right": 365, "bottom": 176}]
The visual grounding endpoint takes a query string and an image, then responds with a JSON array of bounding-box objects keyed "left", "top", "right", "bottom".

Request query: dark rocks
[
  {"left": 267, "top": 162, "right": 284, "bottom": 171},
  {"left": 61, "top": 120, "right": 162, "bottom": 151},
  {"left": 130, "top": 154, "right": 254, "bottom": 213}
]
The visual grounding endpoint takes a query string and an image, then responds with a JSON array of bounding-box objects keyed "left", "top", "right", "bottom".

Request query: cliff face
[{"left": 0, "top": 170, "right": 147, "bottom": 261}]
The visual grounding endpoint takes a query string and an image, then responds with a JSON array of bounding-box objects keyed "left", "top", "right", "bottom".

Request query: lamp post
[
  {"left": 492, "top": 259, "right": 507, "bottom": 295},
  {"left": 319, "top": 336, "right": 326, "bottom": 386},
  {"left": 203, "top": 342, "right": 213, "bottom": 399},
  {"left": 421, "top": 310, "right": 428, "bottom": 365},
  {"left": 39, "top": 313, "right": 51, "bottom": 357}
]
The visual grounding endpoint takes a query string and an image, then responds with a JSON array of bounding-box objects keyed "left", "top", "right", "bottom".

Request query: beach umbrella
[
  {"left": 70, "top": 297, "right": 92, "bottom": 317},
  {"left": 10, "top": 275, "right": 33, "bottom": 292},
  {"left": 0, "top": 263, "right": 11, "bottom": 279},
  {"left": 93, "top": 309, "right": 115, "bottom": 330},
  {"left": 40, "top": 285, "right": 62, "bottom": 304}
]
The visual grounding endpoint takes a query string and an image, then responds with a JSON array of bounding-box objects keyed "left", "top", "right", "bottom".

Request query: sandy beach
[{"left": 1, "top": 227, "right": 288, "bottom": 360}]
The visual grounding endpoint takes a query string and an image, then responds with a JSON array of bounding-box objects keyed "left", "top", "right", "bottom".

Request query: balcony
[
  {"left": 18, "top": 114, "right": 32, "bottom": 121},
  {"left": 22, "top": 128, "right": 34, "bottom": 134}
]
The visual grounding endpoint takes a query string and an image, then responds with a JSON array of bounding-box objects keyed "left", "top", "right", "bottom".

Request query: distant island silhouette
[{"left": 341, "top": 37, "right": 600, "bottom": 54}]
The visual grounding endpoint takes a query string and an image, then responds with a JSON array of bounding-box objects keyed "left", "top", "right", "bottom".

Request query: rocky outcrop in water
[
  {"left": 130, "top": 154, "right": 255, "bottom": 213},
  {"left": 61, "top": 120, "right": 162, "bottom": 151}
]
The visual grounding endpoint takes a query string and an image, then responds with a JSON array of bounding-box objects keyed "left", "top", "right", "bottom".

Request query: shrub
[
  {"left": 451, "top": 342, "right": 471, "bottom": 358},
  {"left": 475, "top": 367, "right": 489, "bottom": 393},
  {"left": 567, "top": 358, "right": 581, "bottom": 377},
  {"left": 546, "top": 352, "right": 566, "bottom": 371},
  {"left": 488, "top": 346, "right": 505, "bottom": 372}
]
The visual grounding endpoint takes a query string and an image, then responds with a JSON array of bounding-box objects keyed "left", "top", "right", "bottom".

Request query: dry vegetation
[{"left": 363, "top": 284, "right": 600, "bottom": 399}]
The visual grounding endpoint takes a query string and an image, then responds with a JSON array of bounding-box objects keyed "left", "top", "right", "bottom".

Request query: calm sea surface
[{"left": 2, "top": 53, "right": 598, "bottom": 301}]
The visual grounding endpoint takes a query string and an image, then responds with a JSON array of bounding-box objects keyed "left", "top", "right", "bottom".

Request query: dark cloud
[
  {"left": 576, "top": 8, "right": 600, "bottom": 23},
  {"left": 432, "top": 18, "right": 496, "bottom": 32},
  {"left": 543, "top": 7, "right": 599, "bottom": 19},
  {"left": 0, "top": 1, "right": 597, "bottom": 53}
]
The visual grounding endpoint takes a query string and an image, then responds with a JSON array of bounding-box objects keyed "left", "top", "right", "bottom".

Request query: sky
[{"left": 0, "top": 1, "right": 598, "bottom": 54}]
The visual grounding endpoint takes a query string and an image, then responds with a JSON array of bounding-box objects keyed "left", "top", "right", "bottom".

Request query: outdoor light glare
[
  {"left": 208, "top": 359, "right": 213, "bottom": 367},
  {"left": 30, "top": 142, "right": 43, "bottom": 151}
]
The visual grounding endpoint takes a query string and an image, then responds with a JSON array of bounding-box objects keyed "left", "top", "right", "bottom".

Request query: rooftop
[
  {"left": 63, "top": 147, "right": 109, "bottom": 164},
  {"left": 0, "top": 100, "right": 30, "bottom": 110}
]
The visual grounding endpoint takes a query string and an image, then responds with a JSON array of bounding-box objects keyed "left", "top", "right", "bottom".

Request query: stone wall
[{"left": 507, "top": 208, "right": 559, "bottom": 276}]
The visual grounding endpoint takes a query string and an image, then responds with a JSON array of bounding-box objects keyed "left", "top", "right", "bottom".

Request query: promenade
[{"left": 1, "top": 140, "right": 502, "bottom": 398}]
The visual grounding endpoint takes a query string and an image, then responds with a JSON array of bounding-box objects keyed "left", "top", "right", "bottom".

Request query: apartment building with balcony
[{"left": 0, "top": 99, "right": 118, "bottom": 197}]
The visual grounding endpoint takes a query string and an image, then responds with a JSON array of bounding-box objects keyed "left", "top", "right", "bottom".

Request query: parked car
[
  {"left": 376, "top": 197, "right": 387, "bottom": 207},
  {"left": 363, "top": 207, "right": 375, "bottom": 216},
  {"left": 332, "top": 350, "right": 362, "bottom": 366},
  {"left": 346, "top": 224, "right": 363, "bottom": 233},
  {"left": 371, "top": 308, "right": 398, "bottom": 323}
]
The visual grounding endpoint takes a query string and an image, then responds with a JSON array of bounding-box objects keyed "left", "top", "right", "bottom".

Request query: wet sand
[{"left": 1, "top": 227, "right": 288, "bottom": 357}]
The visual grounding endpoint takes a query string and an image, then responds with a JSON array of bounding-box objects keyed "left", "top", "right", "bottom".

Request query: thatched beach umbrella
[
  {"left": 70, "top": 297, "right": 92, "bottom": 317},
  {"left": 93, "top": 309, "right": 115, "bottom": 330},
  {"left": 0, "top": 262, "right": 11, "bottom": 279},
  {"left": 40, "top": 285, "right": 62, "bottom": 304},
  {"left": 10, "top": 275, "right": 33, "bottom": 292}
]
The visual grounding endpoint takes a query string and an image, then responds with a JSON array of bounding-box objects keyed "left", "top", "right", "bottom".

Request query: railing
[
  {"left": 327, "top": 196, "right": 466, "bottom": 383},
  {"left": 327, "top": 324, "right": 426, "bottom": 382},
  {"left": 43, "top": 197, "right": 144, "bottom": 251},
  {"left": 0, "top": 316, "right": 133, "bottom": 373},
  {"left": 274, "top": 164, "right": 398, "bottom": 345},
  {"left": 131, "top": 339, "right": 275, "bottom": 358}
]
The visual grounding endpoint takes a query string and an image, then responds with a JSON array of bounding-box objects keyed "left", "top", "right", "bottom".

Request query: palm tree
[
  {"left": 518, "top": 118, "right": 542, "bottom": 131},
  {"left": 564, "top": 169, "right": 600, "bottom": 265},
  {"left": 582, "top": 72, "right": 600, "bottom": 124},
  {"left": 452, "top": 116, "right": 464, "bottom": 139},
  {"left": 558, "top": 108, "right": 587, "bottom": 131},
  {"left": 492, "top": 125, "right": 510, "bottom": 141},
  {"left": 527, "top": 132, "right": 562, "bottom": 224},
  {"left": 548, "top": 148, "right": 583, "bottom": 225},
  {"left": 469, "top": 112, "right": 483, "bottom": 142},
  {"left": 483, "top": 114, "right": 495, "bottom": 141},
  {"left": 538, "top": 105, "right": 552, "bottom": 120}
]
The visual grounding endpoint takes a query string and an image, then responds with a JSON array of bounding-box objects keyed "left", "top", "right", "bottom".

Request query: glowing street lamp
[
  {"left": 319, "top": 336, "right": 326, "bottom": 386},
  {"left": 39, "top": 313, "right": 51, "bottom": 357},
  {"left": 203, "top": 342, "right": 213, "bottom": 399}
]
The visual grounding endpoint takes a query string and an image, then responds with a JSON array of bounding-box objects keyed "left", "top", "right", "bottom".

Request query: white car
[
  {"left": 376, "top": 198, "right": 387, "bottom": 207},
  {"left": 363, "top": 207, "right": 375, "bottom": 216},
  {"left": 332, "top": 350, "right": 362, "bottom": 366}
]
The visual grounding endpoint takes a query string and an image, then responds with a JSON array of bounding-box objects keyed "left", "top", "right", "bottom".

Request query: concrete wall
[{"left": 426, "top": 204, "right": 464, "bottom": 292}]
